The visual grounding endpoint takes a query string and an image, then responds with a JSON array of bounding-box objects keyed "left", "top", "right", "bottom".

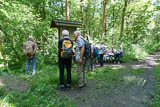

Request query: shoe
[
  {"left": 32, "top": 71, "right": 35, "bottom": 76},
  {"left": 57, "top": 85, "right": 65, "bottom": 91},
  {"left": 66, "top": 84, "right": 71, "bottom": 90},
  {"left": 78, "top": 84, "right": 86, "bottom": 89}
]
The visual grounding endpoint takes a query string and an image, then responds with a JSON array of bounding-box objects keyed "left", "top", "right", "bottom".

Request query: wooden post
[
  {"left": 102, "top": 0, "right": 107, "bottom": 41},
  {"left": 65, "top": 0, "right": 69, "bottom": 20}
]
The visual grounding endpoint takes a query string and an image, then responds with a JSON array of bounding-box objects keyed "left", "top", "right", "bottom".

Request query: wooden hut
[{"left": 51, "top": 19, "right": 81, "bottom": 40}]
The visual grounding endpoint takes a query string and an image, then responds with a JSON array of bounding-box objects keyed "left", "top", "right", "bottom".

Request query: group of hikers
[{"left": 23, "top": 30, "right": 123, "bottom": 91}]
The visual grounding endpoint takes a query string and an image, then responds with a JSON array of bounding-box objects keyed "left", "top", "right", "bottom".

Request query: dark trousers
[
  {"left": 114, "top": 53, "right": 122, "bottom": 63},
  {"left": 59, "top": 57, "right": 72, "bottom": 85},
  {"left": 99, "top": 54, "right": 104, "bottom": 67}
]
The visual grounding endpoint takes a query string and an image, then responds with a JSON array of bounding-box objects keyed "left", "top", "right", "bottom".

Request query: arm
[
  {"left": 80, "top": 47, "right": 85, "bottom": 58},
  {"left": 23, "top": 43, "right": 26, "bottom": 55},
  {"left": 58, "top": 40, "right": 60, "bottom": 52},
  {"left": 33, "top": 43, "right": 37, "bottom": 54}
]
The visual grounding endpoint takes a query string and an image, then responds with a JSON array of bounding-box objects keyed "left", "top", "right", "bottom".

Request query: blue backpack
[{"left": 93, "top": 47, "right": 98, "bottom": 57}]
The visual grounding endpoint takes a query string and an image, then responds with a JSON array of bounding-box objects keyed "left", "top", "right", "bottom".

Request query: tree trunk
[
  {"left": 65, "top": 0, "right": 69, "bottom": 20},
  {"left": 102, "top": 0, "right": 108, "bottom": 41},
  {"left": 42, "top": 0, "right": 46, "bottom": 19},
  {"left": 61, "top": 0, "right": 64, "bottom": 17},
  {"left": 0, "top": 31, "right": 8, "bottom": 70},
  {"left": 86, "top": 0, "right": 91, "bottom": 36},
  {"left": 112, "top": 5, "right": 115, "bottom": 45},
  {"left": 81, "top": 0, "right": 85, "bottom": 37},
  {"left": 119, "top": 0, "right": 128, "bottom": 40}
]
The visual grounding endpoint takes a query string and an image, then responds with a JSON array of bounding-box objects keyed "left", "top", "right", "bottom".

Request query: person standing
[
  {"left": 92, "top": 45, "right": 98, "bottom": 69},
  {"left": 58, "top": 30, "right": 73, "bottom": 90},
  {"left": 24, "top": 36, "right": 37, "bottom": 76},
  {"left": 99, "top": 41, "right": 105, "bottom": 67},
  {"left": 115, "top": 45, "right": 123, "bottom": 64},
  {"left": 74, "top": 31, "right": 88, "bottom": 88}
]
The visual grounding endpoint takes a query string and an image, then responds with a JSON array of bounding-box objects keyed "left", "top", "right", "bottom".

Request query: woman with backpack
[{"left": 24, "top": 36, "right": 37, "bottom": 76}]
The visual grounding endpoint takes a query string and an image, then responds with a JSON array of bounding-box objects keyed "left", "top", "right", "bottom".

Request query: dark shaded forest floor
[{"left": 58, "top": 52, "right": 159, "bottom": 107}]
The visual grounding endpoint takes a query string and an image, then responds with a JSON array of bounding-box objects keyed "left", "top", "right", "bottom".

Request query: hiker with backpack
[
  {"left": 74, "top": 31, "right": 91, "bottom": 88},
  {"left": 92, "top": 45, "right": 98, "bottom": 69},
  {"left": 58, "top": 30, "right": 74, "bottom": 90},
  {"left": 24, "top": 36, "right": 37, "bottom": 76}
]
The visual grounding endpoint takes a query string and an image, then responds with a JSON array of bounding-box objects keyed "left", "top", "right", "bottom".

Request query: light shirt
[
  {"left": 99, "top": 44, "right": 105, "bottom": 54},
  {"left": 75, "top": 36, "right": 85, "bottom": 61},
  {"left": 64, "top": 36, "right": 69, "bottom": 39}
]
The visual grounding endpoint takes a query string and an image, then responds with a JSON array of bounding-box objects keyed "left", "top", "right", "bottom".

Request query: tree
[
  {"left": 102, "top": 0, "right": 108, "bottom": 41},
  {"left": 119, "top": 0, "right": 128, "bottom": 40}
]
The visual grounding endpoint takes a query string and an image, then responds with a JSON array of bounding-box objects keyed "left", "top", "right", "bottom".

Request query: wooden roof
[{"left": 51, "top": 19, "right": 82, "bottom": 28}]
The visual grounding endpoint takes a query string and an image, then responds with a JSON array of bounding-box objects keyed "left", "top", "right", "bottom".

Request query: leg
[
  {"left": 66, "top": 58, "right": 72, "bottom": 85},
  {"left": 59, "top": 58, "right": 65, "bottom": 86},
  {"left": 118, "top": 53, "right": 121, "bottom": 64},
  {"left": 100, "top": 54, "right": 104, "bottom": 66},
  {"left": 77, "top": 60, "right": 85, "bottom": 87},
  {"left": 26, "top": 58, "right": 31, "bottom": 75},
  {"left": 99, "top": 54, "right": 102, "bottom": 66},
  {"left": 102, "top": 54, "right": 104, "bottom": 66},
  {"left": 88, "top": 57, "right": 92, "bottom": 71},
  {"left": 114, "top": 54, "right": 117, "bottom": 63},
  {"left": 83, "top": 58, "right": 88, "bottom": 85},
  {"left": 93, "top": 57, "right": 96, "bottom": 69},
  {"left": 32, "top": 55, "right": 36, "bottom": 75}
]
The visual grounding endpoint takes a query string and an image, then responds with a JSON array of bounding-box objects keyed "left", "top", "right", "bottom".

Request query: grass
[
  {"left": 0, "top": 63, "right": 146, "bottom": 107},
  {"left": 0, "top": 65, "right": 76, "bottom": 107},
  {"left": 149, "top": 56, "right": 160, "bottom": 107}
]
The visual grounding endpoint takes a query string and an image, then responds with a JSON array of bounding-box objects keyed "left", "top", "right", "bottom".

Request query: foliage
[
  {"left": 0, "top": 0, "right": 159, "bottom": 70},
  {"left": 150, "top": 56, "right": 160, "bottom": 106}
]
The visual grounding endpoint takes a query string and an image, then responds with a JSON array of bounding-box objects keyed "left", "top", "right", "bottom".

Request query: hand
[
  {"left": 78, "top": 58, "right": 82, "bottom": 64},
  {"left": 28, "top": 56, "right": 33, "bottom": 59},
  {"left": 31, "top": 52, "right": 34, "bottom": 56}
]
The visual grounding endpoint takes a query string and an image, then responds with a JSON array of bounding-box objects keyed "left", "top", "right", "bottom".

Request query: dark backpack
[
  {"left": 80, "top": 37, "right": 91, "bottom": 58},
  {"left": 61, "top": 40, "right": 73, "bottom": 59},
  {"left": 93, "top": 47, "right": 98, "bottom": 57}
]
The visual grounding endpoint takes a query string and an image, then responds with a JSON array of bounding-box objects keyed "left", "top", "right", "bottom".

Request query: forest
[{"left": 0, "top": 0, "right": 160, "bottom": 107}]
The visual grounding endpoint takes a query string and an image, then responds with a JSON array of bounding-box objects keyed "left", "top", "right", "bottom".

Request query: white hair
[
  {"left": 74, "top": 31, "right": 81, "bottom": 36},
  {"left": 28, "top": 36, "right": 33, "bottom": 40},
  {"left": 62, "top": 30, "right": 69, "bottom": 36}
]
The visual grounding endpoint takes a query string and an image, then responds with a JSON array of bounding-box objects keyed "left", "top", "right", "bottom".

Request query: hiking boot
[
  {"left": 57, "top": 85, "right": 65, "bottom": 91},
  {"left": 66, "top": 84, "right": 71, "bottom": 90},
  {"left": 78, "top": 84, "right": 86, "bottom": 89}
]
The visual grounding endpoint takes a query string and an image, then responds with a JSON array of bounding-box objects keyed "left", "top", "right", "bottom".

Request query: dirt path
[
  {"left": 58, "top": 52, "right": 159, "bottom": 107},
  {"left": 0, "top": 75, "right": 29, "bottom": 92}
]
